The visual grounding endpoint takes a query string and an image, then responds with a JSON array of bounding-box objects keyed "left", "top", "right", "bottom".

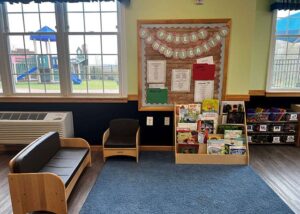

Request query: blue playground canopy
[
  {"left": 30, "top": 26, "right": 56, "bottom": 42},
  {"left": 276, "top": 12, "right": 300, "bottom": 43}
]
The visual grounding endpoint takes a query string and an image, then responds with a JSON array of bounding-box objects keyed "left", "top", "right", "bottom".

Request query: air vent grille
[{"left": 0, "top": 112, "right": 47, "bottom": 120}]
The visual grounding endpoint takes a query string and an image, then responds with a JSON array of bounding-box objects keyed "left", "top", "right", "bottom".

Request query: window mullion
[
  {"left": 118, "top": 2, "right": 127, "bottom": 97},
  {"left": 55, "top": 3, "right": 71, "bottom": 96},
  {"left": 0, "top": 4, "right": 14, "bottom": 96}
]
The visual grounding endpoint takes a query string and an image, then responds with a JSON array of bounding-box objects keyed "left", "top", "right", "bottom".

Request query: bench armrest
[
  {"left": 8, "top": 172, "right": 67, "bottom": 214},
  {"left": 60, "top": 137, "right": 90, "bottom": 149}
]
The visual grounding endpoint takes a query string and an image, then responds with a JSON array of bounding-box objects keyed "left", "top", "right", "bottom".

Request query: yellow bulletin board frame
[{"left": 138, "top": 19, "right": 231, "bottom": 111}]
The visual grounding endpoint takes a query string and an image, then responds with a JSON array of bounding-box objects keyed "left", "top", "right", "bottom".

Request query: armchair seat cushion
[
  {"left": 39, "top": 148, "right": 89, "bottom": 186},
  {"left": 105, "top": 136, "right": 136, "bottom": 148}
]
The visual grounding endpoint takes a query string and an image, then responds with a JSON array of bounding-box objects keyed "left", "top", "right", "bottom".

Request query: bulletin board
[{"left": 137, "top": 19, "right": 231, "bottom": 111}]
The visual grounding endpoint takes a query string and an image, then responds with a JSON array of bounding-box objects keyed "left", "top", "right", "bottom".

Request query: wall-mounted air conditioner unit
[{"left": 0, "top": 111, "right": 74, "bottom": 144}]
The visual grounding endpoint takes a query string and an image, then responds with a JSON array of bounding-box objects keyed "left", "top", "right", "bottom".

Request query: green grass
[{"left": 15, "top": 80, "right": 119, "bottom": 91}]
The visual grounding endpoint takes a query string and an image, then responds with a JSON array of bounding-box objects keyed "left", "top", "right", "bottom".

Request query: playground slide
[
  {"left": 72, "top": 74, "right": 82, "bottom": 84},
  {"left": 17, "top": 67, "right": 38, "bottom": 81}
]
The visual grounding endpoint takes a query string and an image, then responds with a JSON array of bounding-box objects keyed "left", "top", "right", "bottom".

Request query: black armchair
[{"left": 102, "top": 119, "right": 140, "bottom": 162}]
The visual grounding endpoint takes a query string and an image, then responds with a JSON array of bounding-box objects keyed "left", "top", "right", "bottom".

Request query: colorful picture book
[
  {"left": 217, "top": 124, "right": 244, "bottom": 134},
  {"left": 226, "top": 112, "right": 245, "bottom": 124},
  {"left": 177, "top": 104, "right": 201, "bottom": 123},
  {"left": 221, "top": 101, "right": 245, "bottom": 114},
  {"left": 178, "top": 143, "right": 199, "bottom": 154},
  {"left": 207, "top": 139, "right": 225, "bottom": 155},
  {"left": 224, "top": 130, "right": 243, "bottom": 139},
  {"left": 202, "top": 99, "right": 219, "bottom": 113}
]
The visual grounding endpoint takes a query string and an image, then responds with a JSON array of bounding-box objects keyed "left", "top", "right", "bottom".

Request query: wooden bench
[{"left": 8, "top": 132, "right": 91, "bottom": 214}]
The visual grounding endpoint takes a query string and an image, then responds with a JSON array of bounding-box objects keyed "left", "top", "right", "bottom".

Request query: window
[
  {"left": 0, "top": 1, "right": 126, "bottom": 97},
  {"left": 0, "top": 74, "right": 2, "bottom": 93},
  {"left": 267, "top": 10, "right": 300, "bottom": 92}
]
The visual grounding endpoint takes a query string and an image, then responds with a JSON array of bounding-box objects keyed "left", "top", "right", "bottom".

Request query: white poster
[
  {"left": 171, "top": 69, "right": 191, "bottom": 92},
  {"left": 194, "top": 80, "right": 214, "bottom": 102},
  {"left": 197, "top": 56, "right": 214, "bottom": 64},
  {"left": 147, "top": 60, "right": 166, "bottom": 83}
]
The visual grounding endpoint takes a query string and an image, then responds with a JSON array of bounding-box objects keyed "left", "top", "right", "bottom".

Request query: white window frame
[
  {"left": 0, "top": 1, "right": 127, "bottom": 98},
  {"left": 266, "top": 9, "right": 300, "bottom": 93}
]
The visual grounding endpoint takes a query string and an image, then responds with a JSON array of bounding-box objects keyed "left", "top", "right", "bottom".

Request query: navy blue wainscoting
[{"left": 0, "top": 101, "right": 174, "bottom": 146}]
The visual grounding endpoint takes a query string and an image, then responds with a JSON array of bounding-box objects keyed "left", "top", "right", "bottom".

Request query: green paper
[{"left": 146, "top": 88, "right": 168, "bottom": 104}]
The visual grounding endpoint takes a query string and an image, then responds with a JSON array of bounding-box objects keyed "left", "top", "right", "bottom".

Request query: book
[
  {"left": 201, "top": 112, "right": 218, "bottom": 133},
  {"left": 226, "top": 112, "right": 245, "bottom": 124},
  {"left": 177, "top": 131, "right": 192, "bottom": 144},
  {"left": 178, "top": 143, "right": 199, "bottom": 154},
  {"left": 177, "top": 104, "right": 201, "bottom": 123},
  {"left": 224, "top": 130, "right": 242, "bottom": 139},
  {"left": 229, "top": 146, "right": 246, "bottom": 155},
  {"left": 178, "top": 123, "right": 198, "bottom": 131},
  {"left": 207, "top": 139, "right": 225, "bottom": 155},
  {"left": 202, "top": 99, "right": 219, "bottom": 113},
  {"left": 224, "top": 138, "right": 244, "bottom": 146},
  {"left": 217, "top": 124, "right": 244, "bottom": 134},
  {"left": 221, "top": 101, "right": 245, "bottom": 114},
  {"left": 200, "top": 120, "right": 214, "bottom": 134}
]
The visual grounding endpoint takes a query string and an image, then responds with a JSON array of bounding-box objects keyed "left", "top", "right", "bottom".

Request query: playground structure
[
  {"left": 13, "top": 26, "right": 119, "bottom": 87},
  {"left": 14, "top": 26, "right": 82, "bottom": 85},
  {"left": 15, "top": 55, "right": 81, "bottom": 85}
]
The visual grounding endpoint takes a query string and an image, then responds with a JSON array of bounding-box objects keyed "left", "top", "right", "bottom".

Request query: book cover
[
  {"left": 224, "top": 130, "right": 242, "bottom": 139},
  {"left": 201, "top": 112, "right": 218, "bottom": 134},
  {"left": 177, "top": 104, "right": 201, "bottom": 123},
  {"left": 221, "top": 101, "right": 245, "bottom": 114},
  {"left": 178, "top": 123, "right": 198, "bottom": 131},
  {"left": 201, "top": 120, "right": 214, "bottom": 134},
  {"left": 207, "top": 139, "right": 225, "bottom": 155},
  {"left": 229, "top": 146, "right": 246, "bottom": 155},
  {"left": 177, "top": 104, "right": 189, "bottom": 122},
  {"left": 177, "top": 143, "right": 199, "bottom": 154},
  {"left": 217, "top": 124, "right": 244, "bottom": 134},
  {"left": 188, "top": 104, "right": 202, "bottom": 118},
  {"left": 177, "top": 131, "right": 192, "bottom": 144},
  {"left": 202, "top": 99, "right": 219, "bottom": 113},
  {"left": 226, "top": 112, "right": 245, "bottom": 124}
]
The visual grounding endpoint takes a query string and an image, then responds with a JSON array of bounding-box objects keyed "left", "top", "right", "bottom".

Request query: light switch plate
[
  {"left": 164, "top": 117, "right": 170, "bottom": 126},
  {"left": 146, "top": 116, "right": 153, "bottom": 126}
]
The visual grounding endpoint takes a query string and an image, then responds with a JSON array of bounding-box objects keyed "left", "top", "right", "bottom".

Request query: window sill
[
  {"left": 0, "top": 96, "right": 128, "bottom": 103},
  {"left": 265, "top": 92, "right": 300, "bottom": 97}
]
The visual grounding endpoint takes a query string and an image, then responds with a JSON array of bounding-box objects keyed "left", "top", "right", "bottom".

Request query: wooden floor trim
[{"left": 91, "top": 145, "right": 174, "bottom": 152}]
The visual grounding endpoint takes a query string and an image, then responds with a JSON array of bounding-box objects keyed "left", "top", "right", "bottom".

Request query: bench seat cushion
[{"left": 39, "top": 148, "right": 89, "bottom": 186}]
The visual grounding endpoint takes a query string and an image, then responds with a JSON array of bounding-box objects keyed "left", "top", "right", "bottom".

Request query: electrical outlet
[
  {"left": 146, "top": 116, "right": 153, "bottom": 126},
  {"left": 164, "top": 117, "right": 170, "bottom": 126}
]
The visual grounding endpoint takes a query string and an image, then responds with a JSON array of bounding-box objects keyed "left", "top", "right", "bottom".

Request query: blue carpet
[{"left": 80, "top": 152, "right": 293, "bottom": 214}]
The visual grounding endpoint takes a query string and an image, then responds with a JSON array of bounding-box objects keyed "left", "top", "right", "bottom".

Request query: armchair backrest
[
  {"left": 10, "top": 132, "right": 61, "bottom": 173},
  {"left": 109, "top": 119, "right": 139, "bottom": 139}
]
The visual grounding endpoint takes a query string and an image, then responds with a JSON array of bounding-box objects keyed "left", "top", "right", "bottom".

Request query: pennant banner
[{"left": 139, "top": 27, "right": 229, "bottom": 59}]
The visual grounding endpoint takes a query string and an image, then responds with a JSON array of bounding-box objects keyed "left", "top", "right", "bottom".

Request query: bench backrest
[{"left": 11, "top": 132, "right": 61, "bottom": 173}]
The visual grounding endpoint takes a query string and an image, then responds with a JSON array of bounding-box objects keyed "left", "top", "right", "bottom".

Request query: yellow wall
[
  {"left": 250, "top": 0, "right": 273, "bottom": 90},
  {"left": 124, "top": 0, "right": 259, "bottom": 95}
]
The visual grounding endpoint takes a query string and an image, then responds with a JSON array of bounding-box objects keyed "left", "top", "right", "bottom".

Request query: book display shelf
[
  {"left": 174, "top": 100, "right": 249, "bottom": 165},
  {"left": 246, "top": 107, "right": 300, "bottom": 146}
]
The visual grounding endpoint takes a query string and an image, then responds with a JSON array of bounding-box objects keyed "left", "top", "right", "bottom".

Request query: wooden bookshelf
[{"left": 174, "top": 104, "right": 249, "bottom": 165}]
